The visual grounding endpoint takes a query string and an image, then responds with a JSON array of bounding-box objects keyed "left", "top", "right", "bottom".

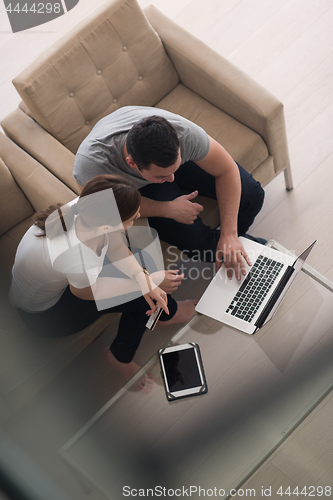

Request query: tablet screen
[{"left": 162, "top": 347, "right": 202, "bottom": 392}]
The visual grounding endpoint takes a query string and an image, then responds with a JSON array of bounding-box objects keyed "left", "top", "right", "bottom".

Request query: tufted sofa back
[{"left": 12, "top": 0, "right": 179, "bottom": 154}]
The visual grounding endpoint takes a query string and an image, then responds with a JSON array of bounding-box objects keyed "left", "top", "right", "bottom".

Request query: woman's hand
[
  {"left": 150, "top": 269, "right": 184, "bottom": 294},
  {"left": 135, "top": 272, "right": 169, "bottom": 316},
  {"left": 144, "top": 286, "right": 169, "bottom": 316}
]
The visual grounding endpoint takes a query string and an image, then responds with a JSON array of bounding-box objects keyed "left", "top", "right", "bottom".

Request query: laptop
[{"left": 195, "top": 237, "right": 316, "bottom": 335}]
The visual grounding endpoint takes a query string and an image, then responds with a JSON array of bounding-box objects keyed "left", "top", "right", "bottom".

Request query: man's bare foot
[
  {"left": 103, "top": 348, "right": 154, "bottom": 393},
  {"left": 159, "top": 299, "right": 198, "bottom": 326}
]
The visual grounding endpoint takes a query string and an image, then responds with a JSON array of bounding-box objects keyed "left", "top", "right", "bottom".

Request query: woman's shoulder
[
  {"left": 17, "top": 224, "right": 45, "bottom": 248},
  {"left": 13, "top": 224, "right": 52, "bottom": 272}
]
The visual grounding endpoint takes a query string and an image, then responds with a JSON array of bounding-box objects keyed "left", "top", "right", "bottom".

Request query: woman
[{"left": 10, "top": 175, "right": 196, "bottom": 392}]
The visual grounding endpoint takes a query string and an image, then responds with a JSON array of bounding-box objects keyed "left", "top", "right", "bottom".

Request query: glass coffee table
[{"left": 61, "top": 240, "right": 333, "bottom": 500}]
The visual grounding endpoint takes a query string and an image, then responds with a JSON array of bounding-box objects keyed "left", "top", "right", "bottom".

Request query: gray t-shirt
[{"left": 73, "top": 106, "right": 210, "bottom": 189}]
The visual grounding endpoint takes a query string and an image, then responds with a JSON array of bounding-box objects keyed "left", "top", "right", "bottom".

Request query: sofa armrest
[
  {"left": 0, "top": 133, "right": 76, "bottom": 211},
  {"left": 144, "top": 5, "right": 289, "bottom": 174},
  {"left": 1, "top": 106, "right": 80, "bottom": 194}
]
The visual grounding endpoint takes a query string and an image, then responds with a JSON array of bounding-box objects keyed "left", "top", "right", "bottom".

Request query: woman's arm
[
  {"left": 70, "top": 232, "right": 170, "bottom": 314},
  {"left": 70, "top": 275, "right": 169, "bottom": 315},
  {"left": 69, "top": 277, "right": 140, "bottom": 301},
  {"left": 106, "top": 232, "right": 148, "bottom": 280}
]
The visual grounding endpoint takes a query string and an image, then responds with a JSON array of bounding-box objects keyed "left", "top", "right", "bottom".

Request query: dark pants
[
  {"left": 18, "top": 258, "right": 178, "bottom": 364},
  {"left": 139, "top": 161, "right": 265, "bottom": 261}
]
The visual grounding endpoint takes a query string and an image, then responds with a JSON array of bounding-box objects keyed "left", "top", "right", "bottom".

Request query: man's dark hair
[{"left": 126, "top": 115, "right": 180, "bottom": 170}]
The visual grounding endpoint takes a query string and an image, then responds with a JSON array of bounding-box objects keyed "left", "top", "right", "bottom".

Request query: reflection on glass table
[{"left": 61, "top": 240, "right": 333, "bottom": 500}]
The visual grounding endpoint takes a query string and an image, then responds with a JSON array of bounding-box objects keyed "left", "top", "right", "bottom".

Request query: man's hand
[
  {"left": 150, "top": 269, "right": 184, "bottom": 294},
  {"left": 168, "top": 191, "right": 204, "bottom": 224},
  {"left": 216, "top": 234, "right": 252, "bottom": 279}
]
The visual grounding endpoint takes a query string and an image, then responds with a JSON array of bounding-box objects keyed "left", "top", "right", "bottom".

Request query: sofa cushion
[
  {"left": 156, "top": 84, "right": 269, "bottom": 174},
  {"left": 0, "top": 158, "right": 34, "bottom": 237},
  {"left": 2, "top": 107, "right": 79, "bottom": 194},
  {"left": 0, "top": 216, "right": 35, "bottom": 290},
  {"left": 12, "top": 0, "right": 179, "bottom": 154},
  {"left": 0, "top": 132, "right": 76, "bottom": 212}
]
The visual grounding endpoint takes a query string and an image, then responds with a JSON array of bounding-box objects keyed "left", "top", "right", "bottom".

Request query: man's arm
[
  {"left": 138, "top": 197, "right": 170, "bottom": 218},
  {"left": 195, "top": 136, "right": 251, "bottom": 278}
]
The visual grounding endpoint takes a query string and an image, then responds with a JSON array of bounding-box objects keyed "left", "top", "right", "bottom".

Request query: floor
[{"left": 0, "top": 0, "right": 333, "bottom": 499}]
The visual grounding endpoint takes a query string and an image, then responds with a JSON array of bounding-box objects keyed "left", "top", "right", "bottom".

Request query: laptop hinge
[{"left": 255, "top": 266, "right": 295, "bottom": 330}]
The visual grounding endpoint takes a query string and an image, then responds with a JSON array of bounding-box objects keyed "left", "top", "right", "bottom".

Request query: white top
[{"left": 10, "top": 218, "right": 108, "bottom": 312}]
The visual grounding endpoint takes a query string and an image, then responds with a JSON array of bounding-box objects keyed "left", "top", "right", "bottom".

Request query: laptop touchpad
[{"left": 214, "top": 273, "right": 241, "bottom": 293}]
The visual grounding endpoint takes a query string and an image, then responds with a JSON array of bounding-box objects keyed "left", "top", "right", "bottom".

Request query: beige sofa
[
  {"left": 1, "top": 0, "right": 292, "bottom": 200},
  {"left": 0, "top": 0, "right": 292, "bottom": 411}
]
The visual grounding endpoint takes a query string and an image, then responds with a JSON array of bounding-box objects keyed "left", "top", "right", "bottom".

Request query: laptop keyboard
[{"left": 225, "top": 255, "right": 284, "bottom": 323}]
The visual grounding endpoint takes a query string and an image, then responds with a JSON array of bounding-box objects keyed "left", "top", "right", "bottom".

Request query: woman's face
[{"left": 123, "top": 208, "right": 141, "bottom": 228}]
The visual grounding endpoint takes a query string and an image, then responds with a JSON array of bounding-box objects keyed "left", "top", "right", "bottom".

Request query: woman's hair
[{"left": 34, "top": 174, "right": 141, "bottom": 238}]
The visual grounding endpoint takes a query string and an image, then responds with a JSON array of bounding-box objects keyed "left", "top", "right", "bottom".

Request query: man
[{"left": 74, "top": 106, "right": 265, "bottom": 279}]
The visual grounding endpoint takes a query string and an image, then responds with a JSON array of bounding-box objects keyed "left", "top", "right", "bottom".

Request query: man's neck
[{"left": 123, "top": 141, "right": 128, "bottom": 161}]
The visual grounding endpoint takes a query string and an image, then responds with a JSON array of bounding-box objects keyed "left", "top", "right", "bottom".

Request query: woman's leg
[
  {"left": 17, "top": 286, "right": 102, "bottom": 337},
  {"left": 108, "top": 295, "right": 178, "bottom": 363},
  {"left": 103, "top": 294, "right": 178, "bottom": 392},
  {"left": 18, "top": 280, "right": 196, "bottom": 391},
  {"left": 158, "top": 299, "right": 198, "bottom": 326}
]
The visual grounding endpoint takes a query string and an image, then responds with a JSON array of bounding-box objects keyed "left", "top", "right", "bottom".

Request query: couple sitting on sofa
[{"left": 10, "top": 106, "right": 265, "bottom": 392}]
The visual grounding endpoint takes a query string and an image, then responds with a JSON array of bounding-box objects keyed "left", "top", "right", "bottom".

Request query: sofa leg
[{"left": 284, "top": 163, "right": 293, "bottom": 191}]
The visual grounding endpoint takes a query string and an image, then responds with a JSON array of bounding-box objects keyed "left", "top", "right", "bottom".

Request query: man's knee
[
  {"left": 241, "top": 179, "right": 265, "bottom": 216},
  {"left": 254, "top": 183, "right": 265, "bottom": 214},
  {"left": 173, "top": 224, "right": 218, "bottom": 262}
]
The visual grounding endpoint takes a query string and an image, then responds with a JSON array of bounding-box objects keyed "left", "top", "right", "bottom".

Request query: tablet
[{"left": 158, "top": 343, "right": 208, "bottom": 401}]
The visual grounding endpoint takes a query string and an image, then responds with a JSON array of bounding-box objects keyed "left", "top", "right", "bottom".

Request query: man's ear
[{"left": 125, "top": 155, "right": 137, "bottom": 169}]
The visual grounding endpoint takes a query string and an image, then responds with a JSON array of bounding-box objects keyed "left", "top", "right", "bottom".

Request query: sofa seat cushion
[{"left": 156, "top": 84, "right": 269, "bottom": 174}]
